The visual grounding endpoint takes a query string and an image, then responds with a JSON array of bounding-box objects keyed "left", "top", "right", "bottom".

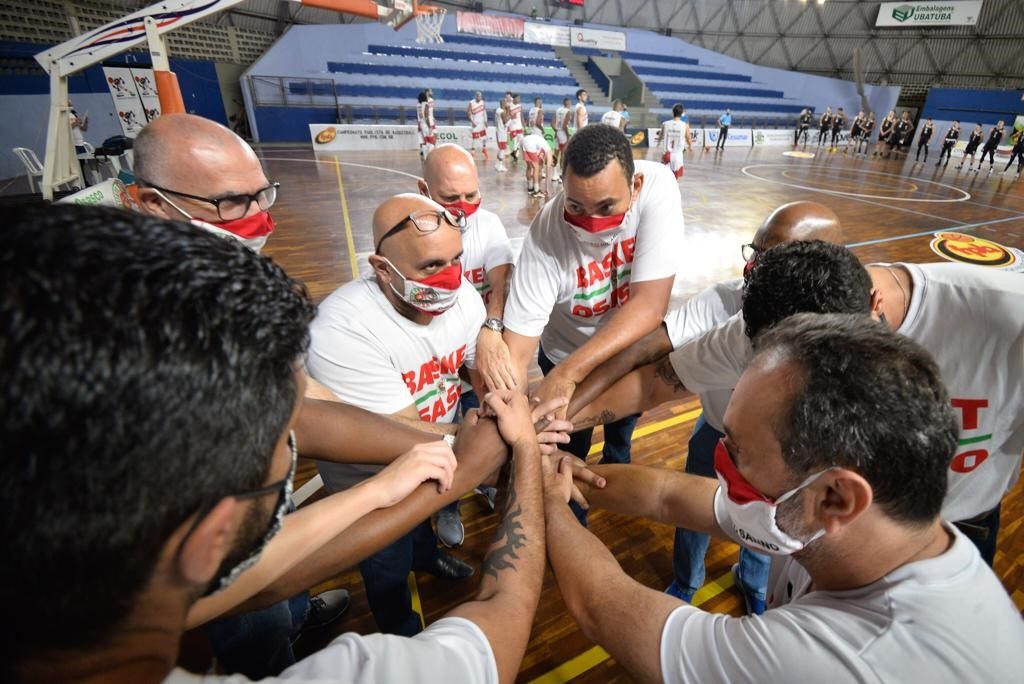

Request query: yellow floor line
[
  {"left": 334, "top": 159, "right": 359, "bottom": 278},
  {"left": 588, "top": 407, "right": 703, "bottom": 456},
  {"left": 527, "top": 569, "right": 734, "bottom": 684},
  {"left": 408, "top": 572, "right": 426, "bottom": 630}
]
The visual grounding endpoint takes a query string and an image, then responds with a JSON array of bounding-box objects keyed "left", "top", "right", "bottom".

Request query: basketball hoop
[{"left": 415, "top": 7, "right": 446, "bottom": 44}]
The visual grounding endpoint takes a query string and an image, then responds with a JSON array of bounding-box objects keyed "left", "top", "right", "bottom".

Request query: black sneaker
[{"left": 302, "top": 589, "right": 350, "bottom": 633}]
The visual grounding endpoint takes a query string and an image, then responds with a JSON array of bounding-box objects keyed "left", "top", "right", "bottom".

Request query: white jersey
[
  {"left": 662, "top": 279, "right": 742, "bottom": 431},
  {"left": 527, "top": 106, "right": 544, "bottom": 133},
  {"left": 165, "top": 617, "right": 499, "bottom": 684},
  {"left": 554, "top": 107, "right": 569, "bottom": 131},
  {"left": 667, "top": 262, "right": 1024, "bottom": 522},
  {"left": 508, "top": 103, "right": 524, "bottom": 133},
  {"left": 600, "top": 110, "right": 623, "bottom": 129},
  {"left": 308, "top": 275, "right": 485, "bottom": 491},
  {"left": 468, "top": 99, "right": 487, "bottom": 130},
  {"left": 573, "top": 101, "right": 588, "bottom": 129},
  {"left": 520, "top": 133, "right": 548, "bottom": 155},
  {"left": 504, "top": 160, "right": 685, "bottom": 362},
  {"left": 461, "top": 207, "right": 514, "bottom": 306},
  {"left": 494, "top": 107, "right": 507, "bottom": 139},
  {"left": 661, "top": 519, "right": 1024, "bottom": 683},
  {"left": 417, "top": 101, "right": 434, "bottom": 136},
  {"left": 662, "top": 119, "right": 686, "bottom": 151}
]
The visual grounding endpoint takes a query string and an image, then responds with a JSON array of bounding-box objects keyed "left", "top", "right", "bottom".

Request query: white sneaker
[{"left": 495, "top": 162, "right": 507, "bottom": 172}]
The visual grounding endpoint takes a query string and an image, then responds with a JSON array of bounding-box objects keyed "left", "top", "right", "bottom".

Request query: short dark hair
[
  {"left": 754, "top": 313, "right": 957, "bottom": 524},
  {"left": 562, "top": 124, "right": 634, "bottom": 182},
  {"left": 672, "top": 103, "right": 684, "bottom": 117},
  {"left": 742, "top": 240, "right": 872, "bottom": 339},
  {"left": 417, "top": 90, "right": 427, "bottom": 103},
  {"left": 576, "top": 88, "right": 587, "bottom": 99},
  {"left": 0, "top": 204, "right": 315, "bottom": 667}
]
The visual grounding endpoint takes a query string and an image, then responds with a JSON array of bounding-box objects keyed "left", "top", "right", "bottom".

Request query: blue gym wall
[
  {"left": 1, "top": 40, "right": 228, "bottom": 181},
  {"left": 241, "top": 14, "right": 901, "bottom": 143},
  {"left": 923, "top": 88, "right": 1024, "bottom": 125}
]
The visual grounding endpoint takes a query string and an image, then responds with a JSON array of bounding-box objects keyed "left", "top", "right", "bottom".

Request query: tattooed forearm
[
  {"left": 654, "top": 356, "right": 686, "bottom": 392},
  {"left": 573, "top": 408, "right": 618, "bottom": 431},
  {"left": 482, "top": 460, "right": 527, "bottom": 581}
]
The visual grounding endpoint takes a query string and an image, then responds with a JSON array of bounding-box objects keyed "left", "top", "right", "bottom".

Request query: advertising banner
[
  {"left": 753, "top": 129, "right": 801, "bottom": 146},
  {"left": 569, "top": 26, "right": 627, "bottom": 52},
  {"left": 103, "top": 66, "right": 147, "bottom": 137},
  {"left": 456, "top": 11, "right": 524, "bottom": 39},
  {"left": 311, "top": 124, "right": 508, "bottom": 151},
  {"left": 524, "top": 22, "right": 570, "bottom": 47},
  {"left": 702, "top": 127, "right": 753, "bottom": 147},
  {"left": 130, "top": 68, "right": 162, "bottom": 124},
  {"left": 875, "top": 2, "right": 983, "bottom": 27}
]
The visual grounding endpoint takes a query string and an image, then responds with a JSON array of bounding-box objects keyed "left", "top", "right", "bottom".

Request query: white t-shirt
[
  {"left": 461, "top": 207, "right": 514, "bottom": 306},
  {"left": 307, "top": 275, "right": 485, "bottom": 491},
  {"left": 661, "top": 518, "right": 1024, "bottom": 683},
  {"left": 601, "top": 110, "right": 623, "bottom": 129},
  {"left": 528, "top": 106, "right": 543, "bottom": 132},
  {"left": 554, "top": 106, "right": 569, "bottom": 131},
  {"left": 504, "top": 160, "right": 685, "bottom": 363},
  {"left": 574, "top": 101, "right": 588, "bottom": 128},
  {"left": 165, "top": 617, "right": 498, "bottom": 684},
  {"left": 468, "top": 100, "right": 487, "bottom": 130},
  {"left": 667, "top": 262, "right": 1024, "bottom": 522},
  {"left": 494, "top": 107, "right": 507, "bottom": 138},
  {"left": 662, "top": 119, "right": 686, "bottom": 151},
  {"left": 663, "top": 279, "right": 743, "bottom": 431},
  {"left": 508, "top": 103, "right": 524, "bottom": 133},
  {"left": 521, "top": 133, "right": 548, "bottom": 155}
]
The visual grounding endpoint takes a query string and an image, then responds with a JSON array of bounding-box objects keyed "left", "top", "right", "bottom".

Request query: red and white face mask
[
  {"left": 381, "top": 257, "right": 462, "bottom": 316},
  {"left": 562, "top": 183, "right": 638, "bottom": 243},
  {"left": 713, "top": 440, "right": 827, "bottom": 555},
  {"left": 191, "top": 211, "right": 275, "bottom": 253},
  {"left": 441, "top": 198, "right": 481, "bottom": 219}
]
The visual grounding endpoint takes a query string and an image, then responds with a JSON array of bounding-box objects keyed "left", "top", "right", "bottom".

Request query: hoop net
[{"left": 415, "top": 7, "right": 446, "bottom": 44}]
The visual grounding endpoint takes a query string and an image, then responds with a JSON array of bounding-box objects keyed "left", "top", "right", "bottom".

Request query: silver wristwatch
[{"left": 482, "top": 317, "right": 504, "bottom": 333}]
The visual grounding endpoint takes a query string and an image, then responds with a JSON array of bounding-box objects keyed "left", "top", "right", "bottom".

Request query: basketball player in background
[
  {"left": 816, "top": 107, "right": 833, "bottom": 146},
  {"left": 979, "top": 120, "right": 1005, "bottom": 174},
  {"left": 872, "top": 110, "right": 895, "bottom": 157},
  {"left": 528, "top": 97, "right": 545, "bottom": 136},
  {"left": 886, "top": 111, "right": 912, "bottom": 158},
  {"left": 660, "top": 104, "right": 687, "bottom": 180},
  {"left": 466, "top": 91, "right": 488, "bottom": 160},
  {"left": 554, "top": 97, "right": 572, "bottom": 166},
  {"left": 508, "top": 94, "right": 525, "bottom": 162},
  {"left": 915, "top": 117, "right": 935, "bottom": 163},
  {"left": 416, "top": 90, "right": 436, "bottom": 158},
  {"left": 937, "top": 120, "right": 960, "bottom": 167},
  {"left": 574, "top": 88, "right": 589, "bottom": 132},
  {"left": 494, "top": 97, "right": 510, "bottom": 173},
  {"left": 957, "top": 124, "right": 984, "bottom": 171},
  {"left": 794, "top": 108, "right": 812, "bottom": 147},
  {"left": 601, "top": 100, "right": 628, "bottom": 132},
  {"left": 1001, "top": 128, "right": 1024, "bottom": 176},
  {"left": 855, "top": 112, "right": 875, "bottom": 156},
  {"left": 521, "top": 131, "right": 552, "bottom": 198},
  {"left": 829, "top": 107, "right": 846, "bottom": 152},
  {"left": 844, "top": 110, "right": 864, "bottom": 155}
]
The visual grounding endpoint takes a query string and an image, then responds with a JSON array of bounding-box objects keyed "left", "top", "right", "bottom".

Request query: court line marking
[
  {"left": 261, "top": 155, "right": 423, "bottom": 180},
  {"left": 333, "top": 160, "right": 360, "bottom": 278},
  {"left": 781, "top": 168, "right": 919, "bottom": 194},
  {"left": 408, "top": 572, "right": 426, "bottom": 630},
  {"left": 528, "top": 568, "right": 736, "bottom": 684},
  {"left": 741, "top": 164, "right": 971, "bottom": 203},
  {"left": 588, "top": 408, "right": 703, "bottom": 456},
  {"left": 845, "top": 214, "right": 1024, "bottom": 248}
]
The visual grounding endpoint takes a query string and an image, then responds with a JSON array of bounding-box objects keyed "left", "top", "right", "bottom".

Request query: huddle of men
[{"left": 3, "top": 112, "right": 1022, "bottom": 683}]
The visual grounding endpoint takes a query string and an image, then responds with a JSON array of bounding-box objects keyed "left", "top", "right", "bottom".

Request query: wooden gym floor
[{"left": 253, "top": 142, "right": 1023, "bottom": 683}]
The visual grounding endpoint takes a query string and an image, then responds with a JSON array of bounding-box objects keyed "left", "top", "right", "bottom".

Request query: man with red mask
[
  {"left": 503, "top": 124, "right": 683, "bottom": 510},
  {"left": 307, "top": 193, "right": 486, "bottom": 637},
  {"left": 418, "top": 144, "right": 515, "bottom": 546},
  {"left": 134, "top": 114, "right": 277, "bottom": 253}
]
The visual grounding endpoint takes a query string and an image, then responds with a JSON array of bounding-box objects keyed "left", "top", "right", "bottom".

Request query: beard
[
  {"left": 775, "top": 489, "right": 823, "bottom": 555},
  {"left": 204, "top": 496, "right": 277, "bottom": 597}
]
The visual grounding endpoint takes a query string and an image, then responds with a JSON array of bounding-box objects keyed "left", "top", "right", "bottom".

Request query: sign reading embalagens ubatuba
[{"left": 875, "top": 1, "right": 983, "bottom": 27}]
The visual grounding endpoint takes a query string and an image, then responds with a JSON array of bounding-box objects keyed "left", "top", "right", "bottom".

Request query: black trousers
[
  {"left": 716, "top": 125, "right": 729, "bottom": 148},
  {"left": 980, "top": 146, "right": 997, "bottom": 165},
  {"left": 938, "top": 143, "right": 955, "bottom": 164}
]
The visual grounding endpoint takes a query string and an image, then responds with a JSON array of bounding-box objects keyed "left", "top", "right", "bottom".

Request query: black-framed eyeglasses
[
  {"left": 375, "top": 208, "right": 467, "bottom": 253},
  {"left": 139, "top": 179, "right": 280, "bottom": 221},
  {"left": 741, "top": 243, "right": 762, "bottom": 263}
]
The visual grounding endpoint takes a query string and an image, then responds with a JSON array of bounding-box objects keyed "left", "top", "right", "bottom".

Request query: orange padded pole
[{"left": 154, "top": 70, "right": 185, "bottom": 114}]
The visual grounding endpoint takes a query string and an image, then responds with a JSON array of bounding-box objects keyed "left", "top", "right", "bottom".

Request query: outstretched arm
[
  {"left": 543, "top": 456, "right": 683, "bottom": 683},
  {"left": 569, "top": 356, "right": 690, "bottom": 432},
  {"left": 447, "top": 391, "right": 546, "bottom": 684}
]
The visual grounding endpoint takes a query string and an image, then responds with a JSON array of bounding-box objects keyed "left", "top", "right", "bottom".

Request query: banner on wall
[
  {"left": 311, "top": 124, "right": 512, "bottom": 151},
  {"left": 524, "top": 22, "right": 570, "bottom": 46},
  {"left": 569, "top": 26, "right": 626, "bottom": 51},
  {"left": 702, "top": 128, "right": 753, "bottom": 147},
  {"left": 103, "top": 66, "right": 161, "bottom": 138},
  {"left": 753, "top": 129, "right": 800, "bottom": 146},
  {"left": 875, "top": 2, "right": 983, "bottom": 27},
  {"left": 456, "top": 11, "right": 524, "bottom": 40}
]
